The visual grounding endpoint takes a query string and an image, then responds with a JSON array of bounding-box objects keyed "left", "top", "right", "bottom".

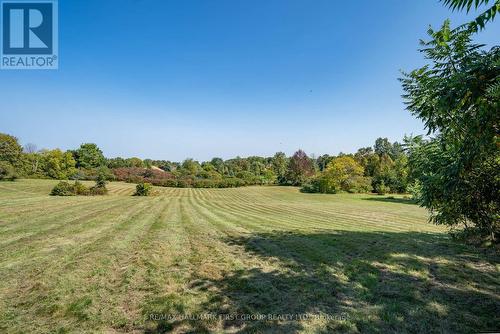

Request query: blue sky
[{"left": 1, "top": 0, "right": 499, "bottom": 161}]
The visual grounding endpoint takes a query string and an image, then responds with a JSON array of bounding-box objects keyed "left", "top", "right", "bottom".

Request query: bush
[
  {"left": 176, "top": 179, "right": 190, "bottom": 188},
  {"left": 50, "top": 180, "right": 105, "bottom": 196},
  {"left": 134, "top": 182, "right": 152, "bottom": 196},
  {"left": 0, "top": 161, "right": 17, "bottom": 181},
  {"left": 374, "top": 181, "right": 390, "bottom": 195},
  {"left": 50, "top": 181, "right": 76, "bottom": 196},
  {"left": 73, "top": 181, "right": 90, "bottom": 195},
  {"left": 406, "top": 180, "right": 422, "bottom": 201},
  {"left": 95, "top": 172, "right": 107, "bottom": 188},
  {"left": 160, "top": 179, "right": 178, "bottom": 187},
  {"left": 87, "top": 172, "right": 109, "bottom": 195},
  {"left": 346, "top": 176, "right": 372, "bottom": 193},
  {"left": 89, "top": 186, "right": 108, "bottom": 195},
  {"left": 300, "top": 180, "right": 319, "bottom": 193}
]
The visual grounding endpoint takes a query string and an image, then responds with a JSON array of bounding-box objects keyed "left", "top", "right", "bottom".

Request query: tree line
[{"left": 0, "top": 133, "right": 414, "bottom": 193}]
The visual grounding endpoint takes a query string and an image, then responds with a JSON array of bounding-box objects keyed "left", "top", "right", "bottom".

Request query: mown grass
[{"left": 0, "top": 179, "right": 498, "bottom": 333}]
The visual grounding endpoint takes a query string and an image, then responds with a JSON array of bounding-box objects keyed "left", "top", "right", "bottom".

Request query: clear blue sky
[{"left": 1, "top": 0, "right": 499, "bottom": 161}]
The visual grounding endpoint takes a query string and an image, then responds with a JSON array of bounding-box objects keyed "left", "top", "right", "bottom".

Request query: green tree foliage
[
  {"left": 374, "top": 138, "right": 393, "bottom": 157},
  {"left": 134, "top": 182, "right": 152, "bottom": 196},
  {"left": 74, "top": 143, "right": 105, "bottom": 169},
  {"left": 127, "top": 157, "right": 144, "bottom": 168},
  {"left": 210, "top": 158, "right": 226, "bottom": 174},
  {"left": 181, "top": 159, "right": 202, "bottom": 176},
  {"left": 352, "top": 138, "right": 409, "bottom": 193},
  {"left": 286, "top": 150, "right": 315, "bottom": 186},
  {"left": 0, "top": 134, "right": 22, "bottom": 181},
  {"left": 0, "top": 133, "right": 22, "bottom": 165},
  {"left": 324, "top": 156, "right": 366, "bottom": 193},
  {"left": 95, "top": 172, "right": 107, "bottom": 188},
  {"left": 50, "top": 180, "right": 102, "bottom": 196},
  {"left": 107, "top": 157, "right": 128, "bottom": 169},
  {"left": 42, "top": 149, "right": 77, "bottom": 179},
  {"left": 90, "top": 171, "right": 108, "bottom": 195},
  {"left": 374, "top": 138, "right": 404, "bottom": 160},
  {"left": 73, "top": 181, "right": 90, "bottom": 195},
  {"left": 316, "top": 154, "right": 334, "bottom": 172},
  {"left": 21, "top": 147, "right": 43, "bottom": 177},
  {"left": 441, "top": 0, "right": 499, "bottom": 29},
  {"left": 401, "top": 21, "right": 499, "bottom": 243},
  {"left": 371, "top": 154, "right": 407, "bottom": 194},
  {"left": 50, "top": 181, "right": 76, "bottom": 196},
  {"left": 261, "top": 169, "right": 277, "bottom": 185},
  {"left": 271, "top": 152, "right": 288, "bottom": 184},
  {"left": 303, "top": 156, "right": 371, "bottom": 194},
  {"left": 0, "top": 161, "right": 18, "bottom": 181}
]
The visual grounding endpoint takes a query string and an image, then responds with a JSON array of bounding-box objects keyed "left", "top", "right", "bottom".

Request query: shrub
[
  {"left": 176, "top": 179, "right": 189, "bottom": 188},
  {"left": 300, "top": 180, "right": 319, "bottom": 193},
  {"left": 406, "top": 180, "right": 423, "bottom": 201},
  {"left": 50, "top": 181, "right": 76, "bottom": 196},
  {"left": 95, "top": 172, "right": 107, "bottom": 188},
  {"left": 0, "top": 161, "right": 17, "bottom": 181},
  {"left": 73, "top": 181, "right": 90, "bottom": 195},
  {"left": 50, "top": 180, "right": 105, "bottom": 196},
  {"left": 346, "top": 176, "right": 372, "bottom": 193},
  {"left": 89, "top": 186, "right": 108, "bottom": 195},
  {"left": 87, "top": 172, "right": 109, "bottom": 195},
  {"left": 134, "top": 182, "right": 152, "bottom": 196},
  {"left": 374, "top": 181, "right": 390, "bottom": 195},
  {"left": 160, "top": 179, "right": 178, "bottom": 187}
]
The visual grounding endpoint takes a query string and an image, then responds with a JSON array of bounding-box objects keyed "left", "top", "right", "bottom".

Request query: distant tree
[
  {"left": 0, "top": 133, "right": 22, "bottom": 165},
  {"left": 262, "top": 168, "right": 277, "bottom": 185},
  {"left": 372, "top": 154, "right": 397, "bottom": 193},
  {"left": 271, "top": 152, "right": 288, "bottom": 184},
  {"left": 107, "top": 157, "right": 128, "bottom": 168},
  {"left": 181, "top": 159, "right": 202, "bottom": 176},
  {"left": 21, "top": 152, "right": 42, "bottom": 176},
  {"left": 127, "top": 157, "right": 144, "bottom": 168},
  {"left": 316, "top": 154, "right": 334, "bottom": 171},
  {"left": 323, "top": 156, "right": 367, "bottom": 193},
  {"left": 42, "top": 149, "right": 77, "bottom": 179},
  {"left": 374, "top": 138, "right": 393, "bottom": 157},
  {"left": 363, "top": 153, "right": 379, "bottom": 178},
  {"left": 354, "top": 147, "right": 372, "bottom": 168},
  {"left": 74, "top": 143, "right": 105, "bottom": 169},
  {"left": 286, "top": 150, "right": 314, "bottom": 186},
  {"left": 391, "top": 142, "right": 405, "bottom": 160},
  {"left": 210, "top": 158, "right": 226, "bottom": 175},
  {"left": 0, "top": 161, "right": 17, "bottom": 181},
  {"left": 201, "top": 162, "right": 216, "bottom": 172}
]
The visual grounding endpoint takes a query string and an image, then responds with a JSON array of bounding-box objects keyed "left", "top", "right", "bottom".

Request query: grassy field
[{"left": 0, "top": 179, "right": 498, "bottom": 333}]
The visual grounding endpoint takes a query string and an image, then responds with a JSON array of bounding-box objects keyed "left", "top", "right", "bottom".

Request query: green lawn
[{"left": 0, "top": 179, "right": 498, "bottom": 333}]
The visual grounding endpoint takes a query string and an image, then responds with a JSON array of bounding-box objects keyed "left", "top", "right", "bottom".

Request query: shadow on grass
[
  {"left": 145, "top": 231, "right": 500, "bottom": 333},
  {"left": 362, "top": 196, "right": 418, "bottom": 205}
]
